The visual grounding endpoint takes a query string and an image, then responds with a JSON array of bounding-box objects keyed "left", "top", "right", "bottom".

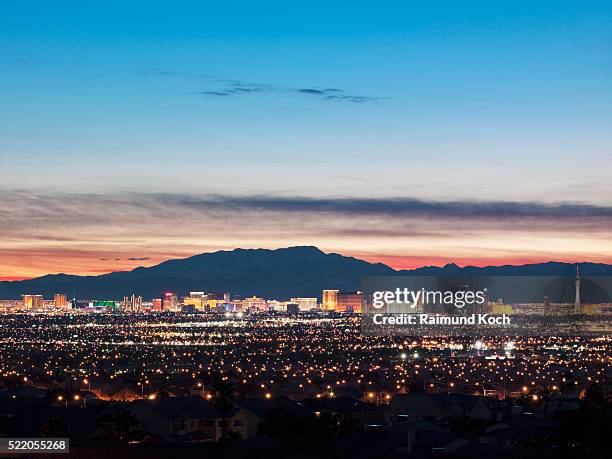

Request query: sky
[{"left": 1, "top": 1, "right": 611, "bottom": 279}]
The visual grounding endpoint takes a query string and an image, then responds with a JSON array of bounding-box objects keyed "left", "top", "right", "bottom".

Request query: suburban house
[{"left": 130, "top": 396, "right": 249, "bottom": 442}]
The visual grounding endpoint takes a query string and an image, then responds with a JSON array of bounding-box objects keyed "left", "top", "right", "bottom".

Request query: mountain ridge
[{"left": 1, "top": 246, "right": 611, "bottom": 300}]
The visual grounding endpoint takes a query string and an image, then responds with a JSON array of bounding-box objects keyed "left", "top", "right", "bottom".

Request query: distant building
[
  {"left": 207, "top": 292, "right": 228, "bottom": 301},
  {"left": 152, "top": 298, "right": 163, "bottom": 312},
  {"left": 575, "top": 265, "right": 581, "bottom": 314},
  {"left": 123, "top": 294, "right": 143, "bottom": 312},
  {"left": 54, "top": 293, "right": 68, "bottom": 308},
  {"left": 322, "top": 289, "right": 339, "bottom": 311},
  {"left": 72, "top": 299, "right": 90, "bottom": 309},
  {"left": 162, "top": 292, "right": 179, "bottom": 311},
  {"left": 22, "top": 294, "right": 43, "bottom": 309},
  {"left": 130, "top": 397, "right": 249, "bottom": 442},
  {"left": 241, "top": 296, "right": 267, "bottom": 311},
  {"left": 290, "top": 297, "right": 318, "bottom": 311},
  {"left": 92, "top": 300, "right": 118, "bottom": 312},
  {"left": 183, "top": 292, "right": 206, "bottom": 309},
  {"left": 267, "top": 300, "right": 287, "bottom": 312},
  {"left": 182, "top": 292, "right": 230, "bottom": 311},
  {"left": 336, "top": 291, "right": 363, "bottom": 313},
  {"left": 491, "top": 303, "right": 512, "bottom": 315}
]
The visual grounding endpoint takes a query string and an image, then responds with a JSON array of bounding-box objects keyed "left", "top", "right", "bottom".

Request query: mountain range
[{"left": 2, "top": 246, "right": 612, "bottom": 301}]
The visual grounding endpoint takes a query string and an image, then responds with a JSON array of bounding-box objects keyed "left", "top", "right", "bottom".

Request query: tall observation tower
[{"left": 574, "top": 265, "right": 581, "bottom": 314}]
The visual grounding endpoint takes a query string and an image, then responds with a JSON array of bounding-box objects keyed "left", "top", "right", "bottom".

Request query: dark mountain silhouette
[{"left": 1, "top": 246, "right": 612, "bottom": 300}]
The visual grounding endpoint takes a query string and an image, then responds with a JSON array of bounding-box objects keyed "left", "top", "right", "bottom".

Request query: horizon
[{"left": 0, "top": 245, "right": 605, "bottom": 282}]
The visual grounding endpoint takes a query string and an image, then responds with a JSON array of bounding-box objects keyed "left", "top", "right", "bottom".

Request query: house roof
[
  {"left": 298, "top": 396, "right": 380, "bottom": 413},
  {"left": 237, "top": 396, "right": 306, "bottom": 420},
  {"left": 133, "top": 396, "right": 236, "bottom": 420}
]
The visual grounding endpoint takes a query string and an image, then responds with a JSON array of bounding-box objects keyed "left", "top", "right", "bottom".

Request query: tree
[
  {"left": 113, "top": 408, "right": 139, "bottom": 444},
  {"left": 212, "top": 374, "right": 236, "bottom": 441},
  {"left": 41, "top": 417, "right": 69, "bottom": 437}
]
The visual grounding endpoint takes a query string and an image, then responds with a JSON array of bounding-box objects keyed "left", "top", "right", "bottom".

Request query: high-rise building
[
  {"left": 336, "top": 291, "right": 363, "bottom": 313},
  {"left": 152, "top": 298, "right": 163, "bottom": 312},
  {"left": 54, "top": 293, "right": 68, "bottom": 308},
  {"left": 22, "top": 294, "right": 43, "bottom": 309},
  {"left": 122, "top": 294, "right": 143, "bottom": 312},
  {"left": 162, "top": 292, "right": 178, "bottom": 311},
  {"left": 574, "top": 265, "right": 581, "bottom": 314},
  {"left": 322, "top": 289, "right": 339, "bottom": 311}
]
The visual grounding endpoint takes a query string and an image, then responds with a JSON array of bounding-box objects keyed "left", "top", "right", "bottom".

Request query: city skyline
[
  {"left": 2, "top": 1, "right": 611, "bottom": 278},
  {"left": 1, "top": 4, "right": 610, "bottom": 456}
]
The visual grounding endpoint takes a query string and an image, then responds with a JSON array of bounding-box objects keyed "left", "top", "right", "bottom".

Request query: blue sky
[{"left": 1, "top": 1, "right": 611, "bottom": 276}]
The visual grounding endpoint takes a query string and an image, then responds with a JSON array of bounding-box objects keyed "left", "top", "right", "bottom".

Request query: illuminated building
[
  {"left": 205, "top": 299, "right": 224, "bottom": 310},
  {"left": 267, "top": 300, "right": 287, "bottom": 312},
  {"left": 207, "top": 292, "right": 228, "bottom": 301},
  {"left": 91, "top": 300, "right": 118, "bottom": 312},
  {"left": 336, "top": 291, "right": 363, "bottom": 313},
  {"left": 322, "top": 289, "right": 338, "bottom": 311},
  {"left": 22, "top": 294, "right": 43, "bottom": 309},
  {"left": 491, "top": 302, "right": 512, "bottom": 315},
  {"left": 182, "top": 292, "right": 229, "bottom": 311},
  {"left": 54, "top": 293, "right": 68, "bottom": 308},
  {"left": 72, "top": 299, "right": 90, "bottom": 309},
  {"left": 122, "top": 294, "right": 143, "bottom": 312},
  {"left": 183, "top": 292, "right": 206, "bottom": 309},
  {"left": 183, "top": 297, "right": 204, "bottom": 308},
  {"left": 583, "top": 303, "right": 612, "bottom": 314},
  {"left": 162, "top": 292, "right": 179, "bottom": 311},
  {"left": 290, "top": 297, "right": 318, "bottom": 311},
  {"left": 152, "top": 298, "right": 162, "bottom": 312},
  {"left": 241, "top": 296, "right": 267, "bottom": 311},
  {"left": 575, "top": 265, "right": 581, "bottom": 314}
]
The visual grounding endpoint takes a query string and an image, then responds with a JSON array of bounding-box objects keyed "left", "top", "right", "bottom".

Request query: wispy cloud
[
  {"left": 139, "top": 71, "right": 386, "bottom": 103},
  {"left": 197, "top": 91, "right": 232, "bottom": 97},
  {"left": 2, "top": 190, "right": 611, "bottom": 277},
  {"left": 3, "top": 190, "right": 612, "bottom": 231},
  {"left": 145, "top": 193, "right": 612, "bottom": 220},
  {"left": 100, "top": 257, "right": 150, "bottom": 261}
]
